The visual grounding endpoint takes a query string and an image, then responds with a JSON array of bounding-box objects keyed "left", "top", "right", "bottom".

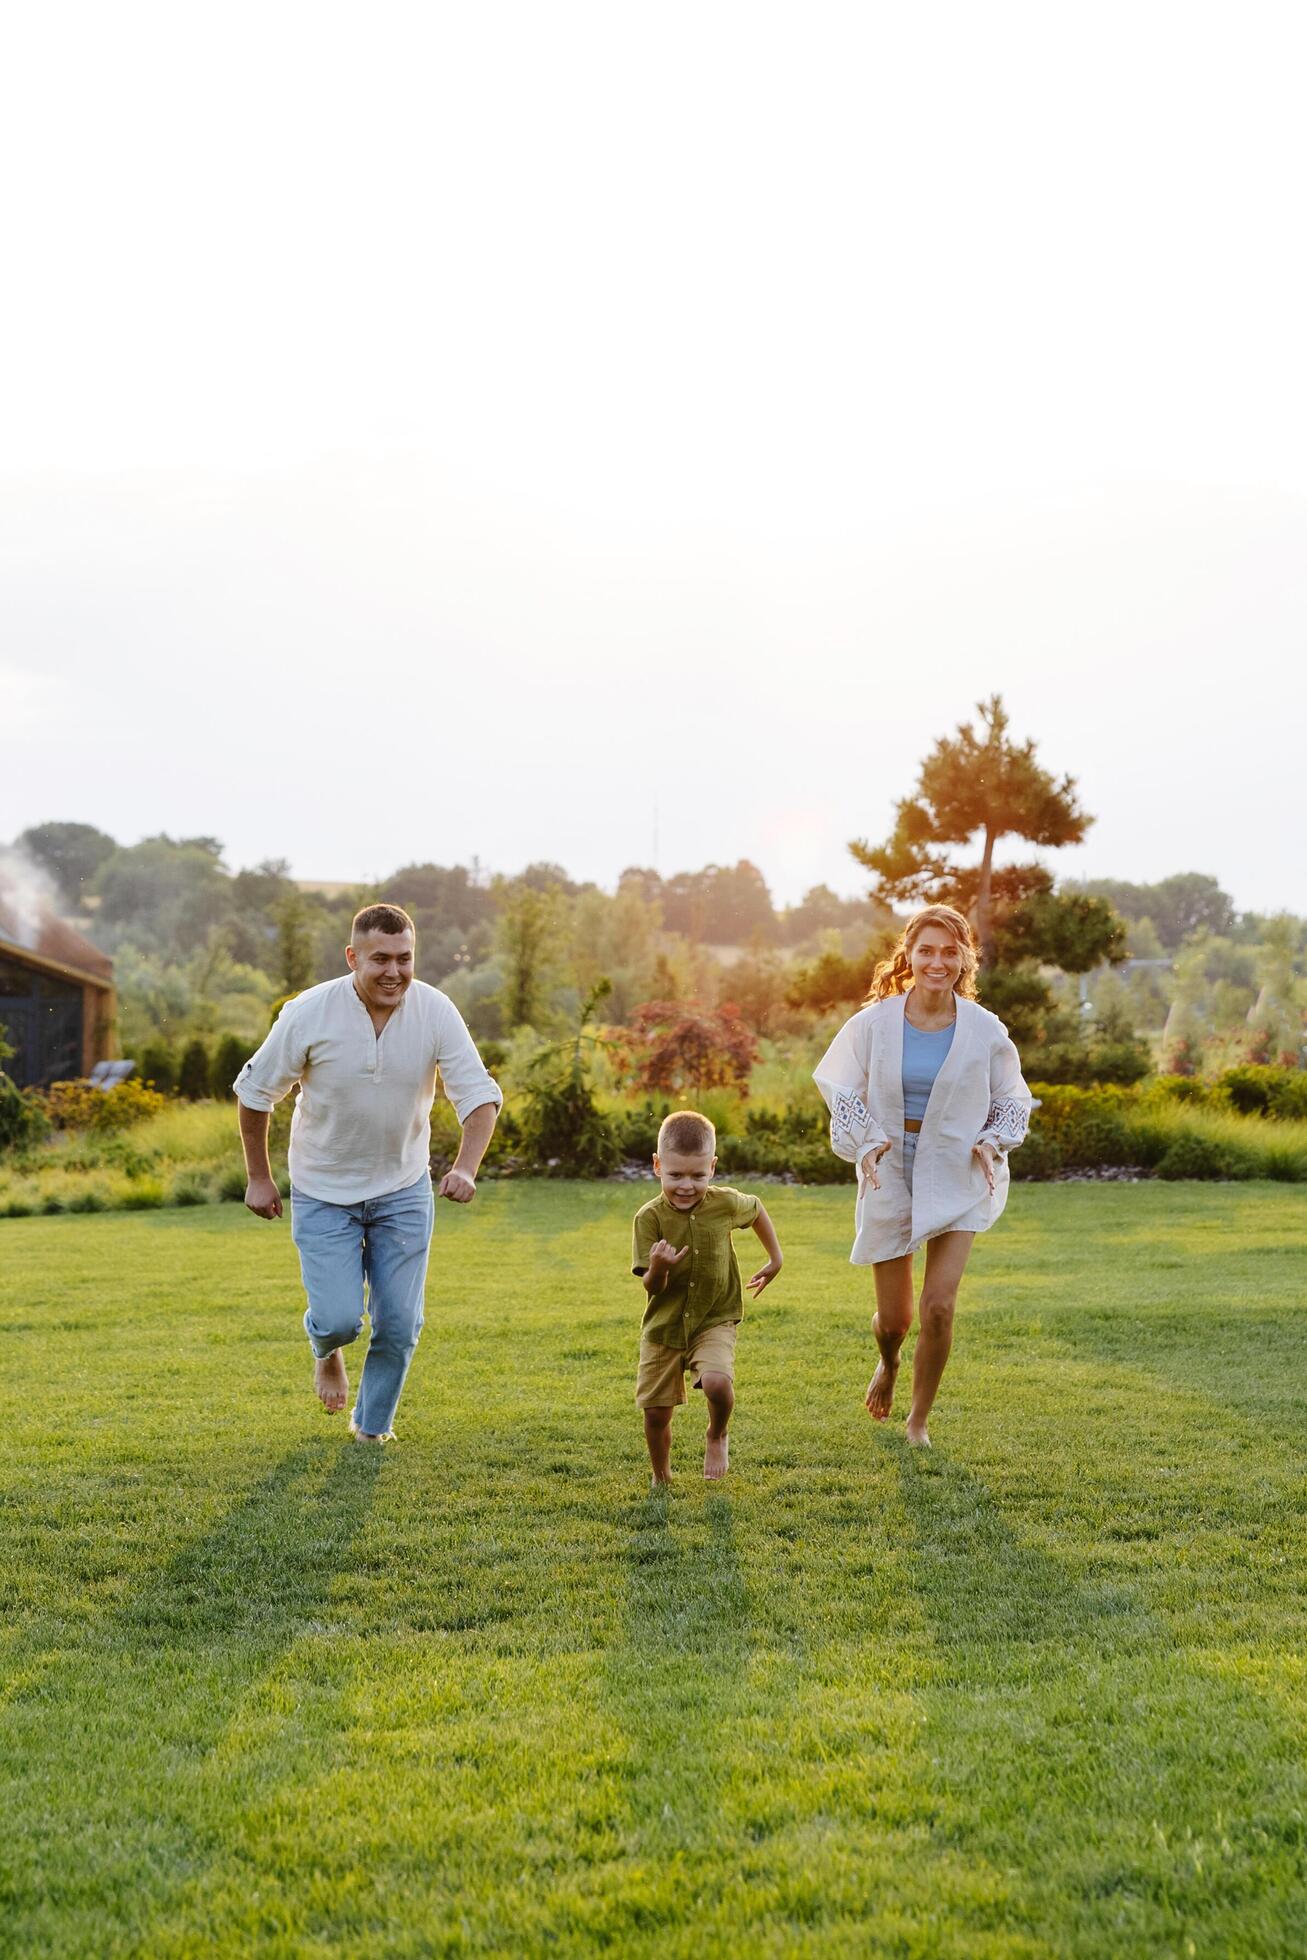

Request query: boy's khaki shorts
[{"left": 635, "top": 1320, "right": 738, "bottom": 1408}]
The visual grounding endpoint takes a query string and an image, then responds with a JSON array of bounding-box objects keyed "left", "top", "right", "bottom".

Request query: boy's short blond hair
[{"left": 656, "top": 1109, "right": 716, "bottom": 1156}]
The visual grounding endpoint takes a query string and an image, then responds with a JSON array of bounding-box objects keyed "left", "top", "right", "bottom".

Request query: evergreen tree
[
  {"left": 178, "top": 1038, "right": 212, "bottom": 1100},
  {"left": 848, "top": 697, "right": 1133, "bottom": 1075},
  {"left": 211, "top": 1033, "right": 251, "bottom": 1098},
  {"left": 494, "top": 880, "right": 564, "bottom": 1030},
  {"left": 849, "top": 695, "right": 1091, "bottom": 964},
  {"left": 275, "top": 894, "right": 315, "bottom": 994}
]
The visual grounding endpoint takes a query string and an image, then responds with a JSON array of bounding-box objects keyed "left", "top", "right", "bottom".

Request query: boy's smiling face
[{"left": 653, "top": 1148, "right": 716, "bottom": 1209}]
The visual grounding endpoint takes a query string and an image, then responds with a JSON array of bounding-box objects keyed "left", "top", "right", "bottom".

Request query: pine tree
[
  {"left": 275, "top": 895, "right": 315, "bottom": 995},
  {"left": 178, "top": 1039, "right": 212, "bottom": 1101},
  {"left": 849, "top": 695, "right": 1093, "bottom": 964}
]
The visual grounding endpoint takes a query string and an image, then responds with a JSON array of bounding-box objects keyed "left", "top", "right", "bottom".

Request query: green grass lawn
[{"left": 1, "top": 1182, "right": 1304, "bottom": 1958}]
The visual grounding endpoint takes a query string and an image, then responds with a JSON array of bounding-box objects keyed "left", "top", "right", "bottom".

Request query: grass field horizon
[{"left": 2, "top": 1183, "right": 1304, "bottom": 1956}]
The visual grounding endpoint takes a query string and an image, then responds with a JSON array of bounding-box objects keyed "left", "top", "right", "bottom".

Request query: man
[{"left": 235, "top": 902, "right": 501, "bottom": 1442}]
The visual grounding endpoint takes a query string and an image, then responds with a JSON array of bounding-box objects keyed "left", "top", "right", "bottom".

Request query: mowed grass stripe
[{"left": 0, "top": 1186, "right": 1303, "bottom": 1956}]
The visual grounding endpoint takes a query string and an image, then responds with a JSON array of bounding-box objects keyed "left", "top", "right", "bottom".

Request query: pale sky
[{"left": 2, "top": 2, "right": 1304, "bottom": 913}]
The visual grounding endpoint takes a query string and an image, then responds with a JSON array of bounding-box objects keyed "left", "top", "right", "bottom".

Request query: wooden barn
[{"left": 0, "top": 899, "right": 117, "bottom": 1089}]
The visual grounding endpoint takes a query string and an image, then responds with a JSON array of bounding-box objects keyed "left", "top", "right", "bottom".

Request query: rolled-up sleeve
[
  {"left": 233, "top": 1007, "right": 309, "bottom": 1111},
  {"left": 434, "top": 1000, "right": 503, "bottom": 1122},
  {"left": 631, "top": 1206, "right": 658, "bottom": 1276},
  {"left": 813, "top": 1016, "right": 889, "bottom": 1164}
]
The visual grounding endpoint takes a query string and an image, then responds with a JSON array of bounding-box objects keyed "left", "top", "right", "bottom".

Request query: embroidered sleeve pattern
[
  {"left": 983, "top": 1095, "right": 1029, "bottom": 1147},
  {"left": 830, "top": 1089, "right": 873, "bottom": 1152}
]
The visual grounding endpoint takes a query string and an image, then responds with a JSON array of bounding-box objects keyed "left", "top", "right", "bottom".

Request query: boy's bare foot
[
  {"left": 905, "top": 1418, "right": 931, "bottom": 1448},
  {"left": 865, "top": 1359, "right": 898, "bottom": 1420},
  {"left": 650, "top": 1472, "right": 673, "bottom": 1488},
  {"left": 704, "top": 1433, "right": 729, "bottom": 1480},
  {"left": 314, "top": 1352, "right": 348, "bottom": 1413}
]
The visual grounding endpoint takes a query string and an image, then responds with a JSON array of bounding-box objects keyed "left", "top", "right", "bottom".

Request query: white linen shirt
[{"left": 234, "top": 975, "right": 502, "bottom": 1204}]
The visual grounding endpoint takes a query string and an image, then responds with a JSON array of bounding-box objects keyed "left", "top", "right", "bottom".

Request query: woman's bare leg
[
  {"left": 906, "top": 1231, "right": 975, "bottom": 1446},
  {"left": 867, "top": 1254, "right": 915, "bottom": 1419}
]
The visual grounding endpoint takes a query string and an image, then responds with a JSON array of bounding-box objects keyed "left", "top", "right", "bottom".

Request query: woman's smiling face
[{"left": 909, "top": 926, "right": 963, "bottom": 992}]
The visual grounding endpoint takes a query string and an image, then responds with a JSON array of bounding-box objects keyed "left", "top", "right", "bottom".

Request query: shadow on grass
[
  {"left": 0, "top": 1440, "right": 381, "bottom": 1945},
  {"left": 895, "top": 1447, "right": 1150, "bottom": 1660},
  {"left": 1041, "top": 1295, "right": 1307, "bottom": 1434},
  {"left": 603, "top": 1487, "right": 750, "bottom": 1857},
  {"left": 895, "top": 1449, "right": 1307, "bottom": 1947}
]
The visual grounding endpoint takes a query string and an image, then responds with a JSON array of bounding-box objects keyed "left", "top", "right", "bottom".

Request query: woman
[{"left": 813, "top": 905, "right": 1031, "bottom": 1447}]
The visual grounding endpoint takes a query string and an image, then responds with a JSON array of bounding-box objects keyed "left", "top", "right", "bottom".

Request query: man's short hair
[
  {"left": 657, "top": 1109, "right": 716, "bottom": 1156},
  {"left": 351, "top": 903, "right": 415, "bottom": 942}
]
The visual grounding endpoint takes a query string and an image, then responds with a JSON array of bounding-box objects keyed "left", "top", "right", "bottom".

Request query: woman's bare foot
[
  {"left": 865, "top": 1359, "right": 898, "bottom": 1421},
  {"left": 905, "top": 1418, "right": 931, "bottom": 1448},
  {"left": 314, "top": 1352, "right": 348, "bottom": 1413},
  {"left": 704, "top": 1433, "right": 729, "bottom": 1479}
]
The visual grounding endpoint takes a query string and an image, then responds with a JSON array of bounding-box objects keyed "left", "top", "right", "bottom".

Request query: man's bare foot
[
  {"left": 704, "top": 1433, "right": 729, "bottom": 1480},
  {"left": 905, "top": 1418, "right": 931, "bottom": 1448},
  {"left": 865, "top": 1359, "right": 898, "bottom": 1421},
  {"left": 314, "top": 1352, "right": 348, "bottom": 1414},
  {"left": 349, "top": 1423, "right": 389, "bottom": 1445}
]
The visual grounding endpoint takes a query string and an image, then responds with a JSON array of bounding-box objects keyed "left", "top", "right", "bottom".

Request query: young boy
[{"left": 631, "top": 1109, "right": 783, "bottom": 1485}]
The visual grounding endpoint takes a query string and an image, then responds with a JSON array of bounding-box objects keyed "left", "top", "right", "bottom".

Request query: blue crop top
[{"left": 902, "top": 1017, "right": 955, "bottom": 1123}]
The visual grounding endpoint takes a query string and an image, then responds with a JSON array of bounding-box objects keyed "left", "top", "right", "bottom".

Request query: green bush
[
  {"left": 1010, "top": 1130, "right": 1063, "bottom": 1180},
  {"left": 1026, "top": 1086, "right": 1134, "bottom": 1168},
  {"left": 178, "top": 1040, "right": 212, "bottom": 1101},
  {"left": 217, "top": 1163, "right": 249, "bottom": 1202},
  {"left": 1156, "top": 1132, "right": 1250, "bottom": 1181},
  {"left": 1120, "top": 1116, "right": 1174, "bottom": 1169},
  {"left": 0, "top": 1072, "right": 49, "bottom": 1153},
  {"left": 1148, "top": 1074, "right": 1213, "bottom": 1106},
  {"left": 522, "top": 1072, "right": 621, "bottom": 1177},
  {"left": 713, "top": 1129, "right": 850, "bottom": 1183},
  {"left": 39, "top": 1079, "right": 167, "bottom": 1132},
  {"left": 67, "top": 1184, "right": 110, "bottom": 1213},
  {"left": 612, "top": 1099, "right": 671, "bottom": 1161},
  {"left": 118, "top": 1177, "right": 166, "bottom": 1211},
  {"left": 211, "top": 1034, "right": 250, "bottom": 1099},
  {"left": 170, "top": 1170, "right": 212, "bottom": 1207},
  {"left": 136, "top": 1043, "right": 177, "bottom": 1095},
  {"left": 1030, "top": 1035, "right": 1152, "bottom": 1087},
  {"left": 1219, "top": 1064, "right": 1307, "bottom": 1120}
]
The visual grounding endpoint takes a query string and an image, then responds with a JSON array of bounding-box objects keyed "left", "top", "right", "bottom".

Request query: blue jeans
[{"left": 290, "top": 1173, "right": 435, "bottom": 1437}]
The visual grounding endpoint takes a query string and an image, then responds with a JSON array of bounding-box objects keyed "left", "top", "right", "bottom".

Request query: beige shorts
[{"left": 635, "top": 1320, "right": 738, "bottom": 1408}]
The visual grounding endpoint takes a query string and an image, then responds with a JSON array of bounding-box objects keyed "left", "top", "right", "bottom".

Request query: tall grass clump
[{"left": 1021, "top": 1085, "right": 1307, "bottom": 1182}]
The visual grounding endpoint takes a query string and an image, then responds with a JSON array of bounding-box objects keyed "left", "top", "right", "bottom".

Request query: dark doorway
[{"left": 0, "top": 959, "right": 84, "bottom": 1088}]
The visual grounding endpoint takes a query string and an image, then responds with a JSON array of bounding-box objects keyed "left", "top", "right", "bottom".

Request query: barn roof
[{"left": 0, "top": 898, "right": 114, "bottom": 987}]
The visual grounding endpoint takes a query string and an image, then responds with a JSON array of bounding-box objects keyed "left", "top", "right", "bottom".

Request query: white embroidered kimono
[{"left": 813, "top": 993, "right": 1032, "bottom": 1263}]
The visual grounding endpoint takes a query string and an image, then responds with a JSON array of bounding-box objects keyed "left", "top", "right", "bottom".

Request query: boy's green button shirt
[{"left": 631, "top": 1185, "right": 761, "bottom": 1347}]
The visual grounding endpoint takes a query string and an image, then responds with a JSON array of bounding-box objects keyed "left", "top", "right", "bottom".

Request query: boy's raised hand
[{"left": 648, "top": 1239, "right": 690, "bottom": 1274}]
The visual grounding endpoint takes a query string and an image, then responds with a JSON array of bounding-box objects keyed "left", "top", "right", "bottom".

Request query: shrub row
[
  {"left": 0, "top": 1167, "right": 291, "bottom": 1219},
  {"left": 1018, "top": 1084, "right": 1307, "bottom": 1182},
  {"left": 134, "top": 1034, "right": 252, "bottom": 1101}
]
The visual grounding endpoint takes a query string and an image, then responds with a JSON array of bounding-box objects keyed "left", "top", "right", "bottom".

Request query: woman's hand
[
  {"left": 972, "top": 1140, "right": 999, "bottom": 1193},
  {"left": 860, "top": 1143, "right": 890, "bottom": 1191}
]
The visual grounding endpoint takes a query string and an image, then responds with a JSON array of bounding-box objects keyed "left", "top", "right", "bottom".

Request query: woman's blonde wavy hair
[{"left": 867, "top": 904, "right": 979, "bottom": 1002}]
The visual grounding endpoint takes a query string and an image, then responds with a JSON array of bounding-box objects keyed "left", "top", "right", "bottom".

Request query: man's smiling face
[{"left": 347, "top": 927, "right": 415, "bottom": 1010}]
